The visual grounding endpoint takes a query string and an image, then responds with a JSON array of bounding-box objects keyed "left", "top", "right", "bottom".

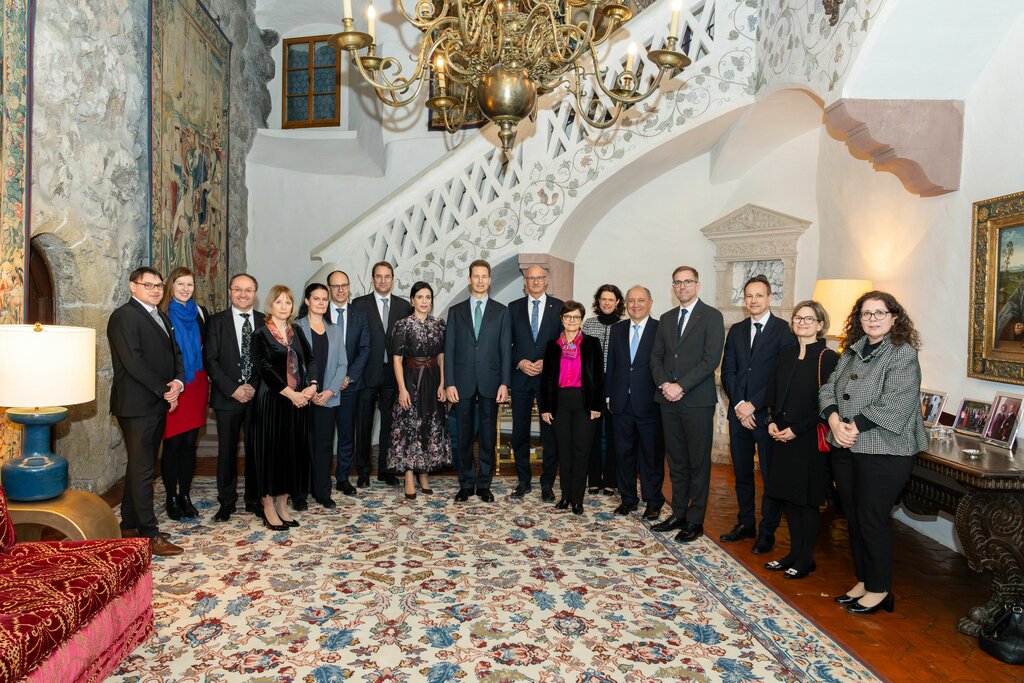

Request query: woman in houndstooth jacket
[{"left": 819, "top": 290, "right": 929, "bottom": 616}]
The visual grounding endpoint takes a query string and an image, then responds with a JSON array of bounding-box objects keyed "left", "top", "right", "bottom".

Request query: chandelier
[{"left": 328, "top": 0, "right": 692, "bottom": 151}]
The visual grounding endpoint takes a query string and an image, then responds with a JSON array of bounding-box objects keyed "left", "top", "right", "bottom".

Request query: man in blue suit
[
  {"left": 606, "top": 286, "right": 665, "bottom": 520},
  {"left": 444, "top": 259, "right": 511, "bottom": 503},
  {"left": 720, "top": 274, "right": 796, "bottom": 553},
  {"left": 508, "top": 265, "right": 563, "bottom": 501},
  {"left": 326, "top": 269, "right": 370, "bottom": 496}
]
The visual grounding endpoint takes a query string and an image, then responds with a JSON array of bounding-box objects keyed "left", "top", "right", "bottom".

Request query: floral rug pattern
[{"left": 110, "top": 477, "right": 878, "bottom": 682}]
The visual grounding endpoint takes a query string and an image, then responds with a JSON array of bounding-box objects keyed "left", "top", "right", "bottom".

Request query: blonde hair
[{"left": 265, "top": 284, "right": 296, "bottom": 325}]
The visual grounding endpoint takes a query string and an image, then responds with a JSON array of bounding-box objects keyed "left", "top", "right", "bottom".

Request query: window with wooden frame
[{"left": 282, "top": 35, "right": 340, "bottom": 128}]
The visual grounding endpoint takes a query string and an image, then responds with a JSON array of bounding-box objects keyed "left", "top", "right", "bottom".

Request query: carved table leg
[{"left": 953, "top": 490, "right": 1024, "bottom": 636}]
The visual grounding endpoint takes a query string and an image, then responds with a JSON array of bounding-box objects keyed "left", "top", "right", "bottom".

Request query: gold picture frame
[{"left": 968, "top": 190, "right": 1024, "bottom": 384}]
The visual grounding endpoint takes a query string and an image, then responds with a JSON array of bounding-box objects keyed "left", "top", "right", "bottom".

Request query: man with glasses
[
  {"left": 719, "top": 275, "right": 796, "bottom": 554},
  {"left": 650, "top": 266, "right": 725, "bottom": 543},
  {"left": 508, "top": 265, "right": 563, "bottom": 501},
  {"left": 352, "top": 261, "right": 411, "bottom": 488},
  {"left": 325, "top": 270, "right": 370, "bottom": 495},
  {"left": 205, "top": 273, "right": 265, "bottom": 522},
  {"left": 107, "top": 266, "right": 185, "bottom": 555}
]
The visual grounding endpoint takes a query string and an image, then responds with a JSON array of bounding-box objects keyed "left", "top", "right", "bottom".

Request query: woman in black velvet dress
[
  {"left": 763, "top": 300, "right": 838, "bottom": 579},
  {"left": 249, "top": 284, "right": 317, "bottom": 531}
]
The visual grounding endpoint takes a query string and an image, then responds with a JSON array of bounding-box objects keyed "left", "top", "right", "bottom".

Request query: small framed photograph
[
  {"left": 981, "top": 392, "right": 1024, "bottom": 448},
  {"left": 953, "top": 398, "right": 993, "bottom": 436},
  {"left": 919, "top": 389, "right": 947, "bottom": 427}
]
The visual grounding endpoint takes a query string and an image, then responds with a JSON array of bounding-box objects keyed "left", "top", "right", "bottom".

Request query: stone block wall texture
[{"left": 30, "top": 0, "right": 273, "bottom": 493}]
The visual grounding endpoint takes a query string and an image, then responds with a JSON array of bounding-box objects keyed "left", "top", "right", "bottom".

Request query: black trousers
[
  {"left": 117, "top": 413, "right": 167, "bottom": 538},
  {"left": 356, "top": 371, "right": 397, "bottom": 477},
  {"left": 334, "top": 387, "right": 360, "bottom": 484},
  {"left": 587, "top": 407, "right": 617, "bottom": 489},
  {"left": 660, "top": 403, "right": 715, "bottom": 524},
  {"left": 309, "top": 403, "right": 339, "bottom": 502},
  {"left": 831, "top": 447, "right": 916, "bottom": 593},
  {"left": 453, "top": 390, "right": 498, "bottom": 490},
  {"left": 511, "top": 383, "right": 557, "bottom": 489},
  {"left": 782, "top": 502, "right": 821, "bottom": 571},
  {"left": 553, "top": 388, "right": 596, "bottom": 505},
  {"left": 728, "top": 415, "right": 783, "bottom": 535},
  {"left": 613, "top": 399, "right": 665, "bottom": 506},
  {"left": 214, "top": 405, "right": 257, "bottom": 510},
  {"left": 160, "top": 427, "right": 199, "bottom": 498}
]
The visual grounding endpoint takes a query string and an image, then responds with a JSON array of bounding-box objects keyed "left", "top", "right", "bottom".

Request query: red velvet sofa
[{"left": 0, "top": 486, "right": 153, "bottom": 682}]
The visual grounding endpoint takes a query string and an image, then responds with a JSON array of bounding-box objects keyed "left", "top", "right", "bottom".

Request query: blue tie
[
  {"left": 474, "top": 300, "right": 483, "bottom": 338},
  {"left": 630, "top": 323, "right": 640, "bottom": 362},
  {"left": 336, "top": 307, "right": 345, "bottom": 342},
  {"left": 677, "top": 308, "right": 688, "bottom": 338},
  {"left": 531, "top": 299, "right": 540, "bottom": 341}
]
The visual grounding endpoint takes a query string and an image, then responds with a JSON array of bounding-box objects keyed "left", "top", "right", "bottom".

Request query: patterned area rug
[{"left": 110, "top": 477, "right": 878, "bottom": 682}]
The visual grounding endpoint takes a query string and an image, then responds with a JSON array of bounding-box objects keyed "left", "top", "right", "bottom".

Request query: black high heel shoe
[
  {"left": 263, "top": 517, "right": 289, "bottom": 531},
  {"left": 281, "top": 519, "right": 300, "bottom": 528},
  {"left": 405, "top": 491, "right": 417, "bottom": 500},
  {"left": 846, "top": 592, "right": 894, "bottom": 614},
  {"left": 834, "top": 593, "right": 863, "bottom": 606},
  {"left": 418, "top": 482, "right": 433, "bottom": 495}
]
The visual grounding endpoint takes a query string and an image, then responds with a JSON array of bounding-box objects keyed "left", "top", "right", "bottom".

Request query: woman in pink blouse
[{"left": 539, "top": 301, "right": 605, "bottom": 515}]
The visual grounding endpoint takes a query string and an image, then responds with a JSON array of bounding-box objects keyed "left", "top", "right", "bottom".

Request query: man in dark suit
[
  {"left": 204, "top": 273, "right": 265, "bottom": 522},
  {"left": 606, "top": 286, "right": 665, "bottom": 520},
  {"left": 444, "top": 259, "right": 511, "bottom": 502},
  {"left": 508, "top": 265, "right": 563, "bottom": 501},
  {"left": 650, "top": 266, "right": 725, "bottom": 543},
  {"left": 107, "top": 266, "right": 185, "bottom": 556},
  {"left": 351, "top": 261, "right": 412, "bottom": 487},
  {"left": 720, "top": 274, "right": 796, "bottom": 553},
  {"left": 326, "top": 269, "right": 370, "bottom": 496}
]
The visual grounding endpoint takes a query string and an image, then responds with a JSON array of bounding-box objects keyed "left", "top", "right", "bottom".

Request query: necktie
[
  {"left": 336, "top": 307, "right": 345, "bottom": 342},
  {"left": 531, "top": 299, "right": 540, "bottom": 341},
  {"left": 151, "top": 308, "right": 168, "bottom": 336},
  {"left": 474, "top": 300, "right": 483, "bottom": 338},
  {"left": 240, "top": 313, "right": 253, "bottom": 382},
  {"left": 752, "top": 321, "right": 763, "bottom": 350},
  {"left": 630, "top": 323, "right": 640, "bottom": 362},
  {"left": 677, "top": 308, "right": 688, "bottom": 339},
  {"left": 381, "top": 297, "right": 390, "bottom": 362}
]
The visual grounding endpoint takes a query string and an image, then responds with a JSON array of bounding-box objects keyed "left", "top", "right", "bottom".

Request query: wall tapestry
[
  {"left": 968, "top": 190, "right": 1024, "bottom": 385},
  {"left": 150, "top": 0, "right": 230, "bottom": 311},
  {"left": 0, "top": 0, "right": 32, "bottom": 463}
]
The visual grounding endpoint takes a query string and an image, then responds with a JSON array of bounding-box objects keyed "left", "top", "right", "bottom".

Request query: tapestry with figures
[{"left": 150, "top": 0, "right": 230, "bottom": 310}]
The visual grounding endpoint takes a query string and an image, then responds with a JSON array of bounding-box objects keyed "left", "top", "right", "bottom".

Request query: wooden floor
[{"left": 104, "top": 457, "right": 1017, "bottom": 682}]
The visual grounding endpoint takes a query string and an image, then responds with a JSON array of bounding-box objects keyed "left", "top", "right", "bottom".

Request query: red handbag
[{"left": 816, "top": 350, "right": 831, "bottom": 453}]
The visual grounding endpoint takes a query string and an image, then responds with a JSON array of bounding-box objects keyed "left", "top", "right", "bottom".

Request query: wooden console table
[
  {"left": 903, "top": 434, "right": 1024, "bottom": 636},
  {"left": 7, "top": 489, "right": 121, "bottom": 541}
]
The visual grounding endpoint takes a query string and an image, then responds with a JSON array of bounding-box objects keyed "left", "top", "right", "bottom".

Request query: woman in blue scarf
[{"left": 159, "top": 267, "right": 210, "bottom": 521}]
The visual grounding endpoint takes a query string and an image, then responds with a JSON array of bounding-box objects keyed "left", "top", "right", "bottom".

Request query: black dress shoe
[
  {"left": 477, "top": 489, "right": 495, "bottom": 502},
  {"left": 588, "top": 486, "right": 600, "bottom": 495},
  {"left": 244, "top": 501, "right": 261, "bottom": 514},
  {"left": 165, "top": 495, "right": 183, "bottom": 521},
  {"left": 555, "top": 499, "right": 570, "bottom": 510},
  {"left": 356, "top": 475, "right": 370, "bottom": 487},
  {"left": 719, "top": 523, "right": 756, "bottom": 542},
  {"left": 675, "top": 524, "right": 704, "bottom": 543},
  {"left": 601, "top": 488, "right": 615, "bottom": 496},
  {"left": 315, "top": 498, "right": 337, "bottom": 509},
  {"left": 846, "top": 592, "right": 895, "bottom": 615},
  {"left": 650, "top": 516, "right": 687, "bottom": 532},
  {"left": 764, "top": 559, "right": 794, "bottom": 572},
  {"left": 642, "top": 504, "right": 663, "bottom": 521},
  {"left": 177, "top": 494, "right": 199, "bottom": 518},
  {"left": 572, "top": 503, "right": 584, "bottom": 515},
  {"left": 613, "top": 503, "right": 638, "bottom": 516},
  {"left": 337, "top": 481, "right": 357, "bottom": 495},
  {"left": 213, "top": 505, "right": 234, "bottom": 522},
  {"left": 751, "top": 533, "right": 776, "bottom": 554},
  {"left": 454, "top": 488, "right": 472, "bottom": 502},
  {"left": 263, "top": 518, "right": 289, "bottom": 532},
  {"left": 510, "top": 482, "right": 531, "bottom": 498},
  {"left": 783, "top": 563, "right": 816, "bottom": 580},
  {"left": 834, "top": 593, "right": 864, "bottom": 606},
  {"left": 291, "top": 499, "right": 308, "bottom": 512},
  {"left": 541, "top": 488, "right": 555, "bottom": 503},
  {"left": 379, "top": 474, "right": 400, "bottom": 486}
]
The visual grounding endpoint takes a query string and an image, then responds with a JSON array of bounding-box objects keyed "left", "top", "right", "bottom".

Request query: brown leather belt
[{"left": 403, "top": 356, "right": 438, "bottom": 369}]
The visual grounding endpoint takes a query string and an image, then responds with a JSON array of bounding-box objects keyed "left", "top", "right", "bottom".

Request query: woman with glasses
[
  {"left": 158, "top": 267, "right": 209, "bottom": 521},
  {"left": 819, "top": 291, "right": 928, "bottom": 615},
  {"left": 581, "top": 284, "right": 624, "bottom": 496},
  {"left": 539, "top": 301, "right": 604, "bottom": 515},
  {"left": 762, "top": 300, "right": 837, "bottom": 579}
]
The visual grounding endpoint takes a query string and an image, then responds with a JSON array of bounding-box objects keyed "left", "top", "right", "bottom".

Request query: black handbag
[{"left": 979, "top": 603, "right": 1024, "bottom": 664}]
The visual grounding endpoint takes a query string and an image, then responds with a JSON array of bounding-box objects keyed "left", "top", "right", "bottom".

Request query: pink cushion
[{"left": 0, "top": 486, "right": 15, "bottom": 552}]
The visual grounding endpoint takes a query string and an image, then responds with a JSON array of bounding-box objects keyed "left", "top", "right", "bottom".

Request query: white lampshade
[
  {"left": 0, "top": 324, "right": 96, "bottom": 408},
  {"left": 812, "top": 279, "right": 873, "bottom": 337}
]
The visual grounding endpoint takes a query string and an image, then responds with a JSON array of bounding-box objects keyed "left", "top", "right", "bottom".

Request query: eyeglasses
[
  {"left": 329, "top": 284, "right": 350, "bottom": 290},
  {"left": 860, "top": 310, "right": 891, "bottom": 321},
  {"left": 524, "top": 276, "right": 547, "bottom": 282},
  {"left": 791, "top": 315, "right": 819, "bottom": 325},
  {"left": 133, "top": 281, "right": 165, "bottom": 291},
  {"left": 672, "top": 279, "right": 697, "bottom": 287},
  {"left": 561, "top": 314, "right": 582, "bottom": 322},
  {"left": 230, "top": 287, "right": 256, "bottom": 294}
]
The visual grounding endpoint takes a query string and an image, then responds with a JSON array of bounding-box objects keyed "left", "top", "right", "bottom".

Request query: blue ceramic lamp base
[{"left": 2, "top": 407, "right": 69, "bottom": 501}]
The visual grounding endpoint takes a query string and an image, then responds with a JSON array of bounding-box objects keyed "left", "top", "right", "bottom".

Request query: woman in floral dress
[{"left": 388, "top": 281, "right": 452, "bottom": 498}]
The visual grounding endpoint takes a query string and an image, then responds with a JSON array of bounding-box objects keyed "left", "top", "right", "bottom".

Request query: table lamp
[
  {"left": 0, "top": 324, "right": 96, "bottom": 501},
  {"left": 812, "top": 279, "right": 874, "bottom": 338}
]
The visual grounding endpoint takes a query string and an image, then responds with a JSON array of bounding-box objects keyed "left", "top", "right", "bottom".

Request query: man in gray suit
[
  {"left": 444, "top": 259, "right": 512, "bottom": 503},
  {"left": 650, "top": 266, "right": 725, "bottom": 543}
]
